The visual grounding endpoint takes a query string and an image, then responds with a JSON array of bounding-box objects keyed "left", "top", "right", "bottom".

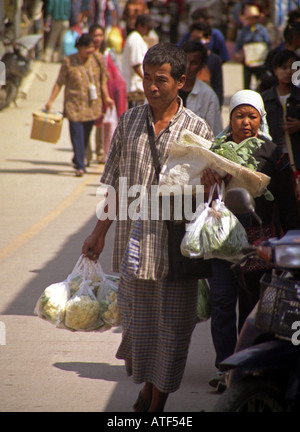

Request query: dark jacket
[
  {"left": 207, "top": 52, "right": 223, "bottom": 107},
  {"left": 228, "top": 134, "right": 300, "bottom": 234},
  {"left": 262, "top": 85, "right": 300, "bottom": 170},
  {"left": 254, "top": 134, "right": 300, "bottom": 234}
]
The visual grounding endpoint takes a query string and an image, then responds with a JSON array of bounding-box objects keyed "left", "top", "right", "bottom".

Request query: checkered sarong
[{"left": 116, "top": 276, "right": 198, "bottom": 393}]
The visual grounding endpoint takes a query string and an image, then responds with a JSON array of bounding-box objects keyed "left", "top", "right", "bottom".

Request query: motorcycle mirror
[{"left": 225, "top": 187, "right": 262, "bottom": 226}]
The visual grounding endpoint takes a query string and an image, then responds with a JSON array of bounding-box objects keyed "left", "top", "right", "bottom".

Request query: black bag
[
  {"left": 146, "top": 119, "right": 212, "bottom": 282},
  {"left": 165, "top": 220, "right": 212, "bottom": 281}
]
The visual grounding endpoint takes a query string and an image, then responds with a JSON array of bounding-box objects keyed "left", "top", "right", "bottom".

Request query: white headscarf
[{"left": 217, "top": 89, "right": 272, "bottom": 140}]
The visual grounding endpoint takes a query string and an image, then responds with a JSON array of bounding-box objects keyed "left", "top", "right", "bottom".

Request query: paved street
[{"left": 0, "top": 59, "right": 243, "bottom": 413}]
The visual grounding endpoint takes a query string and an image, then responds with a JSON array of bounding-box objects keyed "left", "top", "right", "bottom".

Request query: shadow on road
[
  {"left": 2, "top": 216, "right": 117, "bottom": 316},
  {"left": 54, "top": 360, "right": 123, "bottom": 380}
]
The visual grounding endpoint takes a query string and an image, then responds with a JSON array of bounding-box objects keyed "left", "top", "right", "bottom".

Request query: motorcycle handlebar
[{"left": 242, "top": 246, "right": 257, "bottom": 254}]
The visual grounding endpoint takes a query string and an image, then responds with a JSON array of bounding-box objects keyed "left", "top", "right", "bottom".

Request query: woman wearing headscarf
[{"left": 201, "top": 89, "right": 300, "bottom": 390}]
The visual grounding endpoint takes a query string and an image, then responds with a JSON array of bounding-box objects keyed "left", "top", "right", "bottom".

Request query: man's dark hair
[
  {"left": 136, "top": 13, "right": 156, "bottom": 29},
  {"left": 89, "top": 24, "right": 105, "bottom": 34},
  {"left": 283, "top": 23, "right": 300, "bottom": 44},
  {"left": 189, "top": 21, "right": 212, "bottom": 38},
  {"left": 272, "top": 49, "right": 299, "bottom": 70},
  {"left": 143, "top": 43, "right": 187, "bottom": 80},
  {"left": 191, "top": 8, "right": 209, "bottom": 22},
  {"left": 181, "top": 40, "right": 208, "bottom": 69},
  {"left": 75, "top": 33, "right": 94, "bottom": 47},
  {"left": 288, "top": 7, "right": 300, "bottom": 24}
]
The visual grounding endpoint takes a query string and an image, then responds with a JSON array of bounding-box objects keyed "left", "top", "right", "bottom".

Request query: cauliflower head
[
  {"left": 37, "top": 282, "right": 69, "bottom": 325},
  {"left": 98, "top": 285, "right": 121, "bottom": 326},
  {"left": 65, "top": 294, "right": 102, "bottom": 330}
]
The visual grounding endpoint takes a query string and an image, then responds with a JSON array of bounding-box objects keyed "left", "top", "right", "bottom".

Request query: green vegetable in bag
[
  {"left": 211, "top": 136, "right": 263, "bottom": 171},
  {"left": 200, "top": 199, "right": 248, "bottom": 257},
  {"left": 181, "top": 184, "right": 248, "bottom": 259},
  {"left": 197, "top": 279, "right": 211, "bottom": 322}
]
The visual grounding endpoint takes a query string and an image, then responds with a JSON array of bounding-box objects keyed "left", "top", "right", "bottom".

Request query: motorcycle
[
  {"left": 213, "top": 187, "right": 300, "bottom": 412},
  {"left": 0, "top": 31, "right": 44, "bottom": 110}
]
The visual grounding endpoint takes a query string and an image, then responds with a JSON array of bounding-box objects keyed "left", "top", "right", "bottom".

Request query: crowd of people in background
[
  {"left": 15, "top": 2, "right": 300, "bottom": 132},
  {"left": 5, "top": 2, "right": 288, "bottom": 169}
]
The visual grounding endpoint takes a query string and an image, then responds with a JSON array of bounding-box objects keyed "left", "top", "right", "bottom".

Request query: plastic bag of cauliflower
[
  {"left": 34, "top": 255, "right": 105, "bottom": 328},
  {"left": 97, "top": 277, "right": 121, "bottom": 327},
  {"left": 34, "top": 255, "right": 121, "bottom": 332},
  {"left": 65, "top": 280, "right": 103, "bottom": 331},
  {"left": 66, "top": 254, "right": 106, "bottom": 297},
  {"left": 34, "top": 281, "right": 69, "bottom": 327}
]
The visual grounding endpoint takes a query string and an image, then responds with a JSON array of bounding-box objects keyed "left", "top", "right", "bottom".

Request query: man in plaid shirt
[{"left": 82, "top": 42, "right": 213, "bottom": 412}]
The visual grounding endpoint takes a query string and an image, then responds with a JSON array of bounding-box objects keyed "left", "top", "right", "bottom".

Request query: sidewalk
[{"left": 0, "top": 60, "right": 243, "bottom": 413}]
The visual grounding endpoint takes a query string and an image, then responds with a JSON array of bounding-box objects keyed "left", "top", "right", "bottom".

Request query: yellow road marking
[{"left": 0, "top": 172, "right": 101, "bottom": 260}]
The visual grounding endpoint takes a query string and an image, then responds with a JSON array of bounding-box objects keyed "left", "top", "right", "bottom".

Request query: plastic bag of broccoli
[
  {"left": 197, "top": 279, "right": 211, "bottom": 322},
  {"left": 181, "top": 183, "right": 248, "bottom": 260}
]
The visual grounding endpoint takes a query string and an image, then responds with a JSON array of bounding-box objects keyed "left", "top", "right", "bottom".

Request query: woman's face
[
  {"left": 92, "top": 28, "right": 104, "bottom": 50},
  {"left": 231, "top": 105, "right": 261, "bottom": 143},
  {"left": 78, "top": 43, "right": 95, "bottom": 61},
  {"left": 273, "top": 59, "right": 295, "bottom": 86}
]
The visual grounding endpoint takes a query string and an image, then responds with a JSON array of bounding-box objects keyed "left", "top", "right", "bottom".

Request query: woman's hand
[
  {"left": 45, "top": 83, "right": 61, "bottom": 112},
  {"left": 201, "top": 169, "right": 232, "bottom": 199},
  {"left": 45, "top": 101, "right": 52, "bottom": 112},
  {"left": 283, "top": 117, "right": 300, "bottom": 135},
  {"left": 105, "top": 97, "right": 115, "bottom": 110}
]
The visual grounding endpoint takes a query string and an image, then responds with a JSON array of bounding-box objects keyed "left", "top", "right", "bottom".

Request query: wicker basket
[{"left": 255, "top": 273, "right": 300, "bottom": 341}]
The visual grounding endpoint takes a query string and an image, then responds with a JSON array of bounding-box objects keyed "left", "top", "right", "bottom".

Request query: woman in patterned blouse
[{"left": 45, "top": 33, "right": 114, "bottom": 176}]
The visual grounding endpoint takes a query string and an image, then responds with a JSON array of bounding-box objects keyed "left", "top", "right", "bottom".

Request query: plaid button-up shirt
[{"left": 101, "top": 99, "right": 214, "bottom": 280}]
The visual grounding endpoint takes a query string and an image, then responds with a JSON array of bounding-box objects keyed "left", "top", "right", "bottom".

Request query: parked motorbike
[
  {"left": 213, "top": 188, "right": 300, "bottom": 412},
  {"left": 0, "top": 32, "right": 44, "bottom": 110}
]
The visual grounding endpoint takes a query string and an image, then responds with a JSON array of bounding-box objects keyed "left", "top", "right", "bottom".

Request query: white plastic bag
[
  {"left": 103, "top": 104, "right": 118, "bottom": 156},
  {"left": 65, "top": 280, "right": 103, "bottom": 331},
  {"left": 181, "top": 184, "right": 248, "bottom": 259},
  {"left": 66, "top": 254, "right": 106, "bottom": 297},
  {"left": 34, "top": 281, "right": 69, "bottom": 327},
  {"left": 34, "top": 255, "right": 121, "bottom": 332},
  {"left": 180, "top": 185, "right": 215, "bottom": 258},
  {"left": 97, "top": 277, "right": 121, "bottom": 327}
]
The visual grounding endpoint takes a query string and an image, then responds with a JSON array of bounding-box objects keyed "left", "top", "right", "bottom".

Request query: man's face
[
  {"left": 139, "top": 24, "right": 152, "bottom": 36},
  {"left": 245, "top": 15, "right": 260, "bottom": 26},
  {"left": 190, "top": 30, "right": 207, "bottom": 44},
  {"left": 143, "top": 63, "right": 185, "bottom": 108},
  {"left": 185, "top": 51, "right": 203, "bottom": 79}
]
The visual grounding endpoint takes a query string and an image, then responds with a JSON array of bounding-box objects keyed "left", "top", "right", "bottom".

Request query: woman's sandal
[
  {"left": 75, "top": 169, "right": 84, "bottom": 177},
  {"left": 133, "top": 391, "right": 151, "bottom": 412}
]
